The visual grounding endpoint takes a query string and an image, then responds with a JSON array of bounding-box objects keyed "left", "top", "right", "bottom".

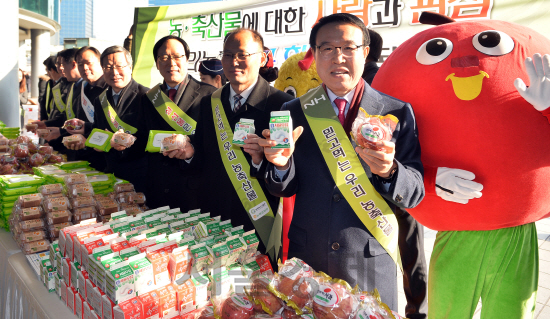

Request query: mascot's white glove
[
  {"left": 514, "top": 53, "right": 550, "bottom": 112},
  {"left": 435, "top": 167, "right": 483, "bottom": 204}
]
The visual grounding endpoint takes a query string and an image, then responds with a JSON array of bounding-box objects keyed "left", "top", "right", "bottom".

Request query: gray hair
[{"left": 100, "top": 45, "right": 133, "bottom": 68}]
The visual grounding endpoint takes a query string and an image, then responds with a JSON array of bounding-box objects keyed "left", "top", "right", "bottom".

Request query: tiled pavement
[{"left": 396, "top": 217, "right": 550, "bottom": 318}]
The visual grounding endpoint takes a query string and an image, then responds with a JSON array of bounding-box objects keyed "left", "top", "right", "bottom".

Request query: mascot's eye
[
  {"left": 416, "top": 38, "right": 453, "bottom": 65},
  {"left": 284, "top": 86, "right": 297, "bottom": 97},
  {"left": 472, "top": 30, "right": 514, "bottom": 56}
]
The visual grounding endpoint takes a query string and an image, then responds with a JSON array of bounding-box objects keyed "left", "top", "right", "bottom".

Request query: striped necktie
[{"left": 233, "top": 94, "right": 243, "bottom": 113}]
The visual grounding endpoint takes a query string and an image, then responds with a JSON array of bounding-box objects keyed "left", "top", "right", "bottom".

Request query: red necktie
[
  {"left": 334, "top": 98, "right": 347, "bottom": 126},
  {"left": 168, "top": 89, "right": 177, "bottom": 102}
]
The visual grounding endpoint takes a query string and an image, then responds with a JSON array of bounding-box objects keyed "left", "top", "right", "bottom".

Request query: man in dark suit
[
  {"left": 180, "top": 28, "right": 293, "bottom": 258},
  {"left": 140, "top": 35, "right": 216, "bottom": 210},
  {"left": 84, "top": 46, "right": 149, "bottom": 192},
  {"left": 258, "top": 13, "right": 425, "bottom": 311},
  {"left": 39, "top": 56, "right": 61, "bottom": 121},
  {"left": 64, "top": 46, "right": 109, "bottom": 171}
]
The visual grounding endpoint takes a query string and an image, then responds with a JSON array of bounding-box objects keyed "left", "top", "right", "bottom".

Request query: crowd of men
[{"left": 34, "top": 13, "right": 427, "bottom": 318}]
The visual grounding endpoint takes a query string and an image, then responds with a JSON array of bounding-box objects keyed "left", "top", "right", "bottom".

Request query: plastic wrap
[
  {"left": 113, "top": 130, "right": 137, "bottom": 147},
  {"left": 38, "top": 184, "right": 64, "bottom": 196},
  {"left": 70, "top": 196, "right": 96, "bottom": 208},
  {"left": 161, "top": 134, "right": 187, "bottom": 152},
  {"left": 23, "top": 239, "right": 50, "bottom": 254},
  {"left": 97, "top": 199, "right": 119, "bottom": 216},
  {"left": 43, "top": 196, "right": 71, "bottom": 213},
  {"left": 66, "top": 182, "right": 94, "bottom": 198},
  {"left": 17, "top": 194, "right": 43, "bottom": 208},
  {"left": 46, "top": 210, "right": 72, "bottom": 225},
  {"left": 114, "top": 183, "right": 135, "bottom": 194},
  {"left": 351, "top": 109, "right": 398, "bottom": 151},
  {"left": 19, "top": 206, "right": 44, "bottom": 221},
  {"left": 63, "top": 174, "right": 88, "bottom": 185},
  {"left": 19, "top": 218, "right": 46, "bottom": 231}
]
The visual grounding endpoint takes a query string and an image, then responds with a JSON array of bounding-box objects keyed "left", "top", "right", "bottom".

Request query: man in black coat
[
  {"left": 81, "top": 46, "right": 149, "bottom": 192},
  {"left": 64, "top": 46, "right": 109, "bottom": 171},
  {"left": 180, "top": 28, "right": 293, "bottom": 257},
  {"left": 258, "top": 14, "right": 425, "bottom": 311},
  {"left": 140, "top": 35, "right": 216, "bottom": 210},
  {"left": 39, "top": 56, "right": 62, "bottom": 121}
]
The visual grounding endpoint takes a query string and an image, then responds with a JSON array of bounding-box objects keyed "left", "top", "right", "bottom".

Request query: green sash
[
  {"left": 299, "top": 86, "right": 401, "bottom": 268},
  {"left": 52, "top": 82, "right": 68, "bottom": 113},
  {"left": 210, "top": 87, "right": 282, "bottom": 260},
  {"left": 99, "top": 90, "right": 137, "bottom": 134},
  {"left": 146, "top": 84, "right": 197, "bottom": 134},
  {"left": 65, "top": 83, "right": 76, "bottom": 120},
  {"left": 45, "top": 81, "right": 52, "bottom": 117}
]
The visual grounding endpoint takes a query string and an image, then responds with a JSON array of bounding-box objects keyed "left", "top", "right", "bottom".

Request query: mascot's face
[
  {"left": 274, "top": 52, "right": 322, "bottom": 98},
  {"left": 373, "top": 20, "right": 550, "bottom": 231}
]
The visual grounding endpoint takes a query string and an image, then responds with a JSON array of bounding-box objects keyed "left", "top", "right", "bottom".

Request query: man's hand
[
  {"left": 162, "top": 136, "right": 194, "bottom": 160},
  {"left": 45, "top": 127, "right": 60, "bottom": 141},
  {"left": 32, "top": 120, "right": 47, "bottom": 129},
  {"left": 110, "top": 137, "right": 127, "bottom": 151},
  {"left": 66, "top": 119, "right": 86, "bottom": 135},
  {"left": 259, "top": 126, "right": 304, "bottom": 169},
  {"left": 435, "top": 167, "right": 483, "bottom": 204},
  {"left": 355, "top": 140, "right": 396, "bottom": 177},
  {"left": 66, "top": 134, "right": 86, "bottom": 150},
  {"left": 243, "top": 134, "right": 264, "bottom": 165},
  {"left": 514, "top": 53, "right": 550, "bottom": 111}
]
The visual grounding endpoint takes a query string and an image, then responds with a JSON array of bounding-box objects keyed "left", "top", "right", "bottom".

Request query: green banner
[
  {"left": 299, "top": 86, "right": 401, "bottom": 269},
  {"left": 99, "top": 90, "right": 138, "bottom": 134},
  {"left": 210, "top": 87, "right": 281, "bottom": 260},
  {"left": 146, "top": 84, "right": 196, "bottom": 134}
]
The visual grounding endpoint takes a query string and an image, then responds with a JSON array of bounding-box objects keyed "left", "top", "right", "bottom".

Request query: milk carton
[
  {"left": 119, "top": 247, "right": 140, "bottom": 261},
  {"left": 168, "top": 246, "right": 192, "bottom": 282},
  {"left": 113, "top": 297, "right": 143, "bottom": 319},
  {"left": 127, "top": 253, "right": 155, "bottom": 295},
  {"left": 105, "top": 261, "right": 135, "bottom": 304},
  {"left": 138, "top": 289, "right": 160, "bottom": 319},
  {"left": 232, "top": 118, "right": 255, "bottom": 146},
  {"left": 157, "top": 285, "right": 177, "bottom": 317},
  {"left": 172, "top": 279, "right": 195, "bottom": 315},
  {"left": 270, "top": 110, "right": 293, "bottom": 148},
  {"left": 101, "top": 294, "right": 115, "bottom": 319}
]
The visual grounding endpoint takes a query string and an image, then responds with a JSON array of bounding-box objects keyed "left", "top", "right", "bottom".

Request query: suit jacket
[
  {"left": 47, "top": 79, "right": 81, "bottom": 156},
  {"left": 44, "top": 78, "right": 70, "bottom": 127},
  {"left": 141, "top": 75, "right": 216, "bottom": 210},
  {"left": 90, "top": 78, "right": 150, "bottom": 192},
  {"left": 190, "top": 77, "right": 293, "bottom": 252},
  {"left": 264, "top": 81, "right": 425, "bottom": 310},
  {"left": 72, "top": 77, "right": 109, "bottom": 171},
  {"left": 39, "top": 79, "right": 54, "bottom": 121}
]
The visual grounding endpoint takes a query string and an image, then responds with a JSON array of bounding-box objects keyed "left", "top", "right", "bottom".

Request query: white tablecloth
[{"left": 0, "top": 230, "right": 76, "bottom": 319}]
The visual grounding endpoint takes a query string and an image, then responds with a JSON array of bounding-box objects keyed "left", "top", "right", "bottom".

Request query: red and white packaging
[
  {"left": 60, "top": 224, "right": 85, "bottom": 257},
  {"left": 82, "top": 237, "right": 106, "bottom": 269},
  {"left": 73, "top": 228, "right": 97, "bottom": 262},
  {"left": 137, "top": 289, "right": 160, "bottom": 319},
  {"left": 256, "top": 254, "right": 274, "bottom": 276},
  {"left": 168, "top": 246, "right": 192, "bottom": 283},
  {"left": 83, "top": 301, "right": 93, "bottom": 319},
  {"left": 78, "top": 270, "right": 89, "bottom": 299},
  {"left": 128, "top": 234, "right": 147, "bottom": 248},
  {"left": 146, "top": 245, "right": 171, "bottom": 287},
  {"left": 89, "top": 310, "right": 101, "bottom": 319},
  {"left": 61, "top": 279, "right": 68, "bottom": 306},
  {"left": 91, "top": 286, "right": 105, "bottom": 315},
  {"left": 86, "top": 278, "right": 97, "bottom": 305},
  {"left": 102, "top": 294, "right": 116, "bottom": 319},
  {"left": 158, "top": 285, "right": 177, "bottom": 317},
  {"left": 110, "top": 237, "right": 131, "bottom": 252},
  {"left": 62, "top": 259, "right": 72, "bottom": 287},
  {"left": 75, "top": 292, "right": 84, "bottom": 319},
  {"left": 113, "top": 297, "right": 143, "bottom": 319},
  {"left": 67, "top": 286, "right": 77, "bottom": 315},
  {"left": 172, "top": 280, "right": 195, "bottom": 315},
  {"left": 138, "top": 240, "right": 157, "bottom": 253}
]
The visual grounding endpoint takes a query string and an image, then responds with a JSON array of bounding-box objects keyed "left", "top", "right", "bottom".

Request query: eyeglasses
[
  {"left": 157, "top": 54, "right": 186, "bottom": 62},
  {"left": 220, "top": 51, "right": 262, "bottom": 62},
  {"left": 77, "top": 61, "right": 97, "bottom": 67},
  {"left": 103, "top": 64, "right": 129, "bottom": 72},
  {"left": 315, "top": 44, "right": 365, "bottom": 58}
]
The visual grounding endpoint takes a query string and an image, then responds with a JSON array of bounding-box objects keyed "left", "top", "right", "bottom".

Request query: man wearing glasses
[
  {"left": 87, "top": 45, "right": 149, "bottom": 192},
  {"left": 63, "top": 46, "right": 109, "bottom": 171},
  {"left": 183, "top": 28, "right": 293, "bottom": 262},
  {"left": 258, "top": 13, "right": 425, "bottom": 311},
  {"left": 140, "top": 35, "right": 216, "bottom": 210}
]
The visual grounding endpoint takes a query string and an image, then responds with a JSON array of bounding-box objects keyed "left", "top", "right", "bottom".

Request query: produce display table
[{"left": 0, "top": 229, "right": 75, "bottom": 319}]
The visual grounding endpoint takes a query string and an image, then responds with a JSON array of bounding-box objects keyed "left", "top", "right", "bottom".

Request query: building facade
[{"left": 59, "top": 0, "right": 93, "bottom": 44}]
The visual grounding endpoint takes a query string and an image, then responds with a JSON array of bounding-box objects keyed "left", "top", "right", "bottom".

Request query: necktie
[
  {"left": 234, "top": 94, "right": 243, "bottom": 113},
  {"left": 113, "top": 94, "right": 120, "bottom": 106},
  {"left": 334, "top": 98, "right": 347, "bottom": 126},
  {"left": 168, "top": 88, "right": 177, "bottom": 102}
]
